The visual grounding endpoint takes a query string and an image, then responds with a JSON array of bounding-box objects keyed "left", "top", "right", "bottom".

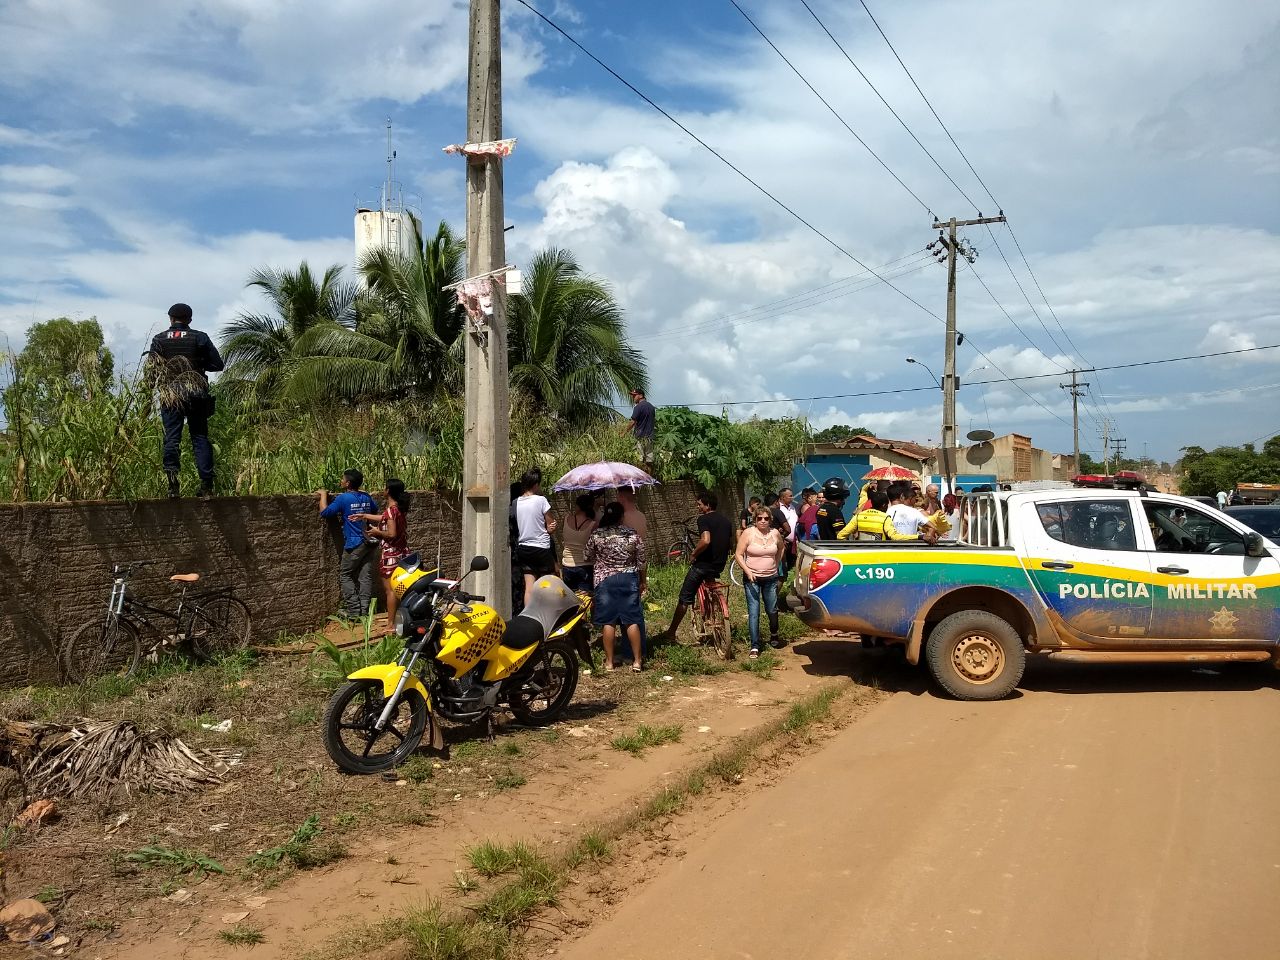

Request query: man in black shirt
[
  {"left": 622, "top": 387, "right": 656, "bottom": 466},
  {"left": 814, "top": 477, "right": 851, "bottom": 539},
  {"left": 148, "top": 303, "right": 224, "bottom": 497},
  {"left": 654, "top": 491, "right": 732, "bottom": 641}
]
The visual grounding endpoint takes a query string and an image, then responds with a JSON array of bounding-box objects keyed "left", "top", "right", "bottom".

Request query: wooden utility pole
[
  {"left": 462, "top": 0, "right": 511, "bottom": 614},
  {"left": 1099, "top": 420, "right": 1111, "bottom": 475},
  {"left": 932, "top": 214, "right": 1005, "bottom": 489},
  {"left": 1059, "top": 368, "right": 1092, "bottom": 475}
]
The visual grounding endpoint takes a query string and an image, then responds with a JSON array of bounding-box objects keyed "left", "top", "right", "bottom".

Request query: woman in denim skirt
[{"left": 584, "top": 501, "right": 647, "bottom": 672}]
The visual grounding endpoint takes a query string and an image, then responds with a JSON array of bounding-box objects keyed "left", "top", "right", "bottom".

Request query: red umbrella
[{"left": 861, "top": 465, "right": 919, "bottom": 482}]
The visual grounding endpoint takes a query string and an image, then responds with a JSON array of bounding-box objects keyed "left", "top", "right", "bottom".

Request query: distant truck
[
  {"left": 1234, "top": 483, "right": 1280, "bottom": 505},
  {"left": 787, "top": 489, "right": 1279, "bottom": 700}
]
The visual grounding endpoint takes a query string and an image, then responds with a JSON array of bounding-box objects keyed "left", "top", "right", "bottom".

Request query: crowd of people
[{"left": 314, "top": 454, "right": 980, "bottom": 671}]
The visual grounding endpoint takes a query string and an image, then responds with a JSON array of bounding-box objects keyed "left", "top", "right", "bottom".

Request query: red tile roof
[{"left": 828, "top": 434, "right": 936, "bottom": 462}]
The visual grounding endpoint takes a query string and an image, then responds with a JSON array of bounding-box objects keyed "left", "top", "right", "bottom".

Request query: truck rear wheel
[{"left": 925, "top": 611, "right": 1025, "bottom": 701}]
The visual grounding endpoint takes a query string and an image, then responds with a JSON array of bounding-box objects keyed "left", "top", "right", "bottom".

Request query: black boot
[
  {"left": 198, "top": 479, "right": 214, "bottom": 498},
  {"left": 166, "top": 472, "right": 180, "bottom": 499}
]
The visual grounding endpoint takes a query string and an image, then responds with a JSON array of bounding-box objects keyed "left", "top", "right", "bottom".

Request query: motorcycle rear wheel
[
  {"left": 322, "top": 680, "right": 428, "bottom": 774},
  {"left": 508, "top": 639, "right": 578, "bottom": 726}
]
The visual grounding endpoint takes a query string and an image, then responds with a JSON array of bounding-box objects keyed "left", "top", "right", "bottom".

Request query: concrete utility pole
[
  {"left": 1112, "top": 437, "right": 1127, "bottom": 474},
  {"left": 932, "top": 214, "right": 1005, "bottom": 488},
  {"left": 1059, "top": 368, "right": 1093, "bottom": 475},
  {"left": 462, "top": 0, "right": 512, "bottom": 614}
]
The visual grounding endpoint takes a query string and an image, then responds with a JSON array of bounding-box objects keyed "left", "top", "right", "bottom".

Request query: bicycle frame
[{"left": 112, "top": 571, "right": 235, "bottom": 646}]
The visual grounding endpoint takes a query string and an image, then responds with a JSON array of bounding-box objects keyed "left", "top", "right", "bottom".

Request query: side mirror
[
  {"left": 1245, "top": 532, "right": 1266, "bottom": 558},
  {"left": 470, "top": 556, "right": 490, "bottom": 571}
]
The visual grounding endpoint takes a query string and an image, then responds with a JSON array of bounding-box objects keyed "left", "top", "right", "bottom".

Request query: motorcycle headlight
[{"left": 393, "top": 608, "right": 409, "bottom": 637}]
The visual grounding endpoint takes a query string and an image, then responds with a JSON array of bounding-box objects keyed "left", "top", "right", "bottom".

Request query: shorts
[
  {"left": 380, "top": 548, "right": 407, "bottom": 578},
  {"left": 516, "top": 544, "right": 557, "bottom": 578},
  {"left": 635, "top": 435, "right": 654, "bottom": 464},
  {"left": 561, "top": 564, "right": 594, "bottom": 593},
  {"left": 592, "top": 572, "right": 644, "bottom": 628},
  {"left": 678, "top": 563, "right": 720, "bottom": 606}
]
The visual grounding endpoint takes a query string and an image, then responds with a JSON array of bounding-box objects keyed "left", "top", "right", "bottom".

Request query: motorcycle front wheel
[
  {"left": 508, "top": 639, "right": 579, "bottom": 726},
  {"left": 322, "top": 680, "right": 429, "bottom": 774}
]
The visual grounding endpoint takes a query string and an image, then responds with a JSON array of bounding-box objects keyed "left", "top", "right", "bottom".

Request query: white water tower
[{"left": 354, "top": 119, "right": 413, "bottom": 278}]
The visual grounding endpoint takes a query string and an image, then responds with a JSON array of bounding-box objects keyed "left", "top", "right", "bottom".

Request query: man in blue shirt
[{"left": 318, "top": 469, "right": 380, "bottom": 619}]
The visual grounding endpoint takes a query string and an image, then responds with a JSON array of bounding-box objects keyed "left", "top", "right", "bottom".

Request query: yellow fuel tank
[{"left": 436, "top": 603, "right": 506, "bottom": 675}]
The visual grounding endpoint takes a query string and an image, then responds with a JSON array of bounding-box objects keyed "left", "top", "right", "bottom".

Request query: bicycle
[
  {"left": 687, "top": 577, "right": 733, "bottom": 660},
  {"left": 62, "top": 561, "right": 252, "bottom": 682},
  {"left": 664, "top": 515, "right": 699, "bottom": 564}
]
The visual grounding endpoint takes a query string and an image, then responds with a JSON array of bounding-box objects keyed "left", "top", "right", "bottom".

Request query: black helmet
[{"left": 821, "top": 477, "right": 850, "bottom": 501}]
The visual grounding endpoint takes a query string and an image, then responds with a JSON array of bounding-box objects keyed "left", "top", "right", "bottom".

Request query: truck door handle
[
  {"left": 1040, "top": 561, "right": 1074, "bottom": 570},
  {"left": 1157, "top": 565, "right": 1189, "bottom": 575}
]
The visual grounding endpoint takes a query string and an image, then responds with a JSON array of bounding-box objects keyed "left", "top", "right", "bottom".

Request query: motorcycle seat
[{"left": 501, "top": 614, "right": 542, "bottom": 651}]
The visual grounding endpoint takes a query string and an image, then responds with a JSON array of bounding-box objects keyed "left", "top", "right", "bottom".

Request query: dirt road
[{"left": 561, "top": 662, "right": 1280, "bottom": 960}]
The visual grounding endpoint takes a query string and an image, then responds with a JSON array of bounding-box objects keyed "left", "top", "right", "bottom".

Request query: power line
[
  {"left": 963, "top": 258, "right": 1068, "bottom": 370},
  {"left": 662, "top": 342, "right": 1280, "bottom": 407},
  {"left": 796, "top": 0, "right": 980, "bottom": 213},
  {"left": 514, "top": 0, "right": 943, "bottom": 323},
  {"left": 728, "top": 0, "right": 936, "bottom": 218}
]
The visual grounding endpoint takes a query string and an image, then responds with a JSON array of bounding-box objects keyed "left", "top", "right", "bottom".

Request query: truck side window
[
  {"left": 1038, "top": 500, "right": 1137, "bottom": 552},
  {"left": 1144, "top": 503, "right": 1244, "bottom": 555}
]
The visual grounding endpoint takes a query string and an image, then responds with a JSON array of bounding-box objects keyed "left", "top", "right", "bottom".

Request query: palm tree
[
  {"left": 508, "top": 248, "right": 648, "bottom": 427},
  {"left": 282, "top": 218, "right": 466, "bottom": 407},
  {"left": 218, "top": 262, "right": 358, "bottom": 408}
]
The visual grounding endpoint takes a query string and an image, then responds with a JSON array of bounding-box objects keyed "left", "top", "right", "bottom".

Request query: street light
[{"left": 906, "top": 357, "right": 941, "bottom": 388}]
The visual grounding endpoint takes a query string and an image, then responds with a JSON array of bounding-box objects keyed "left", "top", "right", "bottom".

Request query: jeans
[
  {"left": 161, "top": 399, "right": 214, "bottom": 482},
  {"left": 339, "top": 542, "right": 376, "bottom": 618},
  {"left": 743, "top": 574, "right": 779, "bottom": 651}
]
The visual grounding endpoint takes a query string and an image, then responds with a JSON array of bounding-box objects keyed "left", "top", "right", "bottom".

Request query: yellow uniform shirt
[{"left": 836, "top": 508, "right": 918, "bottom": 541}]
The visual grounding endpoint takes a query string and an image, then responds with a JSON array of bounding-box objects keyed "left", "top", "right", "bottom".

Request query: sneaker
[
  {"left": 748, "top": 649, "right": 760, "bottom": 660},
  {"left": 198, "top": 480, "right": 214, "bottom": 498},
  {"left": 768, "top": 635, "right": 784, "bottom": 650}
]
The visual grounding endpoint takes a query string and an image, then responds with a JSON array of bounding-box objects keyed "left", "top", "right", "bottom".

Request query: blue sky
[{"left": 1, "top": 0, "right": 1278, "bottom": 462}]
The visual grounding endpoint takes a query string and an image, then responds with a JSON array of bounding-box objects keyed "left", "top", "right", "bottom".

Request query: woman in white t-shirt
[{"left": 514, "top": 468, "right": 558, "bottom": 604}]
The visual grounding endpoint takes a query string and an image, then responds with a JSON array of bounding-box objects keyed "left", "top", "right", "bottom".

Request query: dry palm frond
[
  {"left": 146, "top": 354, "right": 209, "bottom": 410},
  {"left": 1, "top": 720, "right": 236, "bottom": 801}
]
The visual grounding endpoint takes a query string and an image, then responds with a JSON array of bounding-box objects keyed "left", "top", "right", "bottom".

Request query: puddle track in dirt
[{"left": 99, "top": 650, "right": 877, "bottom": 959}]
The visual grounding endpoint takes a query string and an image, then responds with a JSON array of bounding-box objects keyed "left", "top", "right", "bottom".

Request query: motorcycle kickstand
[{"left": 486, "top": 714, "right": 496, "bottom": 744}]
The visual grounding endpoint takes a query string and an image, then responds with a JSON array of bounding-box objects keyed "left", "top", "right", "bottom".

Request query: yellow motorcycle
[{"left": 322, "top": 554, "right": 592, "bottom": 775}]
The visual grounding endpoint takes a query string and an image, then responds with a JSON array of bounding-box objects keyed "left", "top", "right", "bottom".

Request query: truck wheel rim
[{"left": 952, "top": 634, "right": 1003, "bottom": 683}]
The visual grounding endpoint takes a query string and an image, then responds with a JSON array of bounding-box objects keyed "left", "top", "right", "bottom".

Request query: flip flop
[{"left": 631, "top": 663, "right": 643, "bottom": 673}]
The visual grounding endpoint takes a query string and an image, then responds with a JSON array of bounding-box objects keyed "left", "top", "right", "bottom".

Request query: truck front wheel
[{"left": 925, "top": 611, "right": 1026, "bottom": 701}]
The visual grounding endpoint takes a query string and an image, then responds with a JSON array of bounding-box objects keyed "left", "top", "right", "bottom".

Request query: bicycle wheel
[
  {"left": 63, "top": 618, "right": 142, "bottom": 683},
  {"left": 707, "top": 587, "right": 734, "bottom": 660},
  {"left": 687, "top": 584, "right": 708, "bottom": 645},
  {"left": 189, "top": 596, "right": 252, "bottom": 659},
  {"left": 665, "top": 537, "right": 691, "bottom": 564}
]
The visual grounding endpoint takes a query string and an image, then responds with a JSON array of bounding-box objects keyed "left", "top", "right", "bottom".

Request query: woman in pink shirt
[{"left": 733, "top": 507, "right": 785, "bottom": 659}]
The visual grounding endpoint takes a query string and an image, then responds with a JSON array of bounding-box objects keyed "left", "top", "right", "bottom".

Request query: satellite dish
[
  {"left": 967, "top": 428, "right": 995, "bottom": 442},
  {"left": 967, "top": 442, "right": 994, "bottom": 466}
]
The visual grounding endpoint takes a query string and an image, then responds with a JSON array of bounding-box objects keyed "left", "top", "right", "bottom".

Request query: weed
[
  {"left": 476, "top": 850, "right": 562, "bottom": 927},
  {"left": 218, "top": 924, "right": 265, "bottom": 946},
  {"left": 492, "top": 768, "right": 527, "bottom": 792},
  {"left": 452, "top": 871, "right": 478, "bottom": 894},
  {"left": 782, "top": 687, "right": 839, "bottom": 734},
  {"left": 84, "top": 918, "right": 116, "bottom": 932},
  {"left": 739, "top": 649, "right": 779, "bottom": 676},
  {"left": 402, "top": 903, "right": 510, "bottom": 960},
  {"left": 399, "top": 754, "right": 435, "bottom": 784},
  {"left": 386, "top": 854, "right": 400, "bottom": 866},
  {"left": 500, "top": 741, "right": 522, "bottom": 757},
  {"left": 451, "top": 741, "right": 483, "bottom": 761},
  {"left": 247, "top": 814, "right": 345, "bottom": 872},
  {"left": 332, "top": 812, "right": 359, "bottom": 829},
  {"left": 643, "top": 786, "right": 686, "bottom": 820},
  {"left": 686, "top": 771, "right": 708, "bottom": 795},
  {"left": 465, "top": 839, "right": 536, "bottom": 878},
  {"left": 33, "top": 885, "right": 65, "bottom": 905},
  {"left": 125, "top": 845, "right": 224, "bottom": 878},
  {"left": 286, "top": 705, "right": 319, "bottom": 728},
  {"left": 653, "top": 644, "right": 727, "bottom": 677},
  {"left": 308, "top": 605, "right": 400, "bottom": 684},
  {"left": 707, "top": 751, "right": 747, "bottom": 783},
  {"left": 610, "top": 723, "right": 682, "bottom": 756},
  {"left": 539, "top": 729, "right": 561, "bottom": 745},
  {"left": 577, "top": 831, "right": 612, "bottom": 863}
]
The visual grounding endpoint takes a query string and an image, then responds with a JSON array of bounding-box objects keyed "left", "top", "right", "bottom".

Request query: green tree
[
  {"left": 218, "top": 261, "right": 358, "bottom": 408},
  {"left": 283, "top": 219, "right": 466, "bottom": 407},
  {"left": 1178, "top": 443, "right": 1280, "bottom": 496},
  {"left": 3, "top": 317, "right": 114, "bottom": 425},
  {"left": 507, "top": 248, "right": 647, "bottom": 428},
  {"left": 810, "top": 424, "right": 873, "bottom": 444}
]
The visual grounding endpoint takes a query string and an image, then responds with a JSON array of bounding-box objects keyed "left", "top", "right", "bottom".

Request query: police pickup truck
[{"left": 787, "top": 489, "right": 1280, "bottom": 700}]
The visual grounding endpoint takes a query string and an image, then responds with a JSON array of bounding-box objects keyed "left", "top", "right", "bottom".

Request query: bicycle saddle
[{"left": 170, "top": 573, "right": 201, "bottom": 583}]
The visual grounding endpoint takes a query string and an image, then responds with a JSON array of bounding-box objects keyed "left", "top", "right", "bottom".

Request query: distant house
[{"left": 792, "top": 434, "right": 933, "bottom": 494}]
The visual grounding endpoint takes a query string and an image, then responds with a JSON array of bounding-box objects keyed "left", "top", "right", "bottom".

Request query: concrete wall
[{"left": 0, "top": 479, "right": 736, "bottom": 687}]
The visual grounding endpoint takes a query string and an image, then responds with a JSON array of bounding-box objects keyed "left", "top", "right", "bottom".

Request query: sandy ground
[{"left": 558, "top": 658, "right": 1280, "bottom": 960}]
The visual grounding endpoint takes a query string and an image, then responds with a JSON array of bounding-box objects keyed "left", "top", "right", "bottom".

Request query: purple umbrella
[{"left": 552, "top": 461, "right": 660, "bottom": 492}]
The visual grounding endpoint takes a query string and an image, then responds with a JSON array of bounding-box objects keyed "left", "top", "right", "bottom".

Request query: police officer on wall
[{"left": 149, "top": 303, "right": 224, "bottom": 498}]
